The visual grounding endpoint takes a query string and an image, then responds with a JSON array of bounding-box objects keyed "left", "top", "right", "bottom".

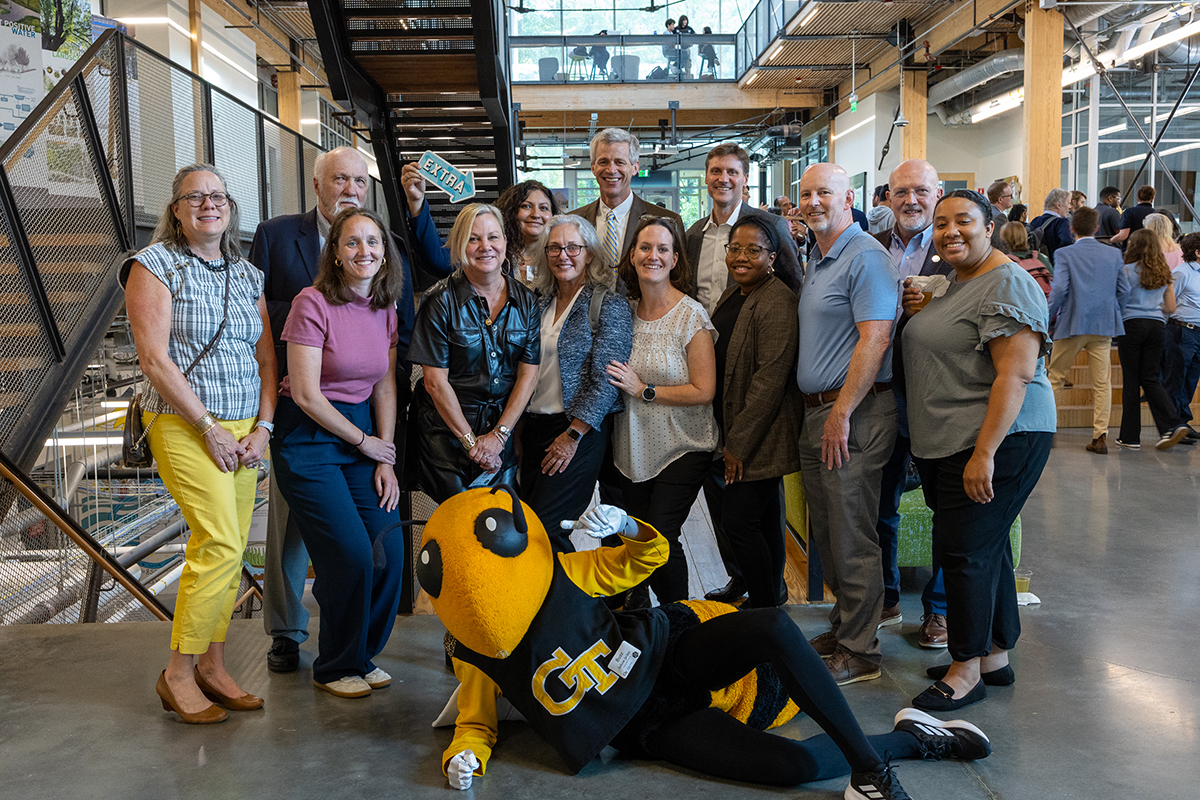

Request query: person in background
[
  {"left": 742, "top": 184, "right": 752, "bottom": 205},
  {"left": 676, "top": 14, "right": 695, "bottom": 75},
  {"left": 775, "top": 195, "right": 795, "bottom": 216},
  {"left": 1094, "top": 187, "right": 1123, "bottom": 244},
  {"left": 1145, "top": 213, "right": 1183, "bottom": 268},
  {"left": 496, "top": 180, "right": 559, "bottom": 283},
  {"left": 985, "top": 180, "right": 1013, "bottom": 250},
  {"left": 795, "top": 163, "right": 899, "bottom": 687},
  {"left": 1163, "top": 233, "right": 1200, "bottom": 430},
  {"left": 785, "top": 207, "right": 808, "bottom": 255},
  {"left": 271, "top": 207, "right": 406, "bottom": 699},
  {"left": 662, "top": 18, "right": 683, "bottom": 76},
  {"left": 872, "top": 159, "right": 952, "bottom": 649},
  {"left": 900, "top": 190, "right": 1055, "bottom": 712},
  {"left": 867, "top": 185, "right": 894, "bottom": 235},
  {"left": 590, "top": 30, "right": 610, "bottom": 76},
  {"left": 607, "top": 216, "right": 717, "bottom": 607},
  {"left": 407, "top": 203, "right": 541, "bottom": 501},
  {"left": 712, "top": 216, "right": 802, "bottom": 608},
  {"left": 1068, "top": 191, "right": 1087, "bottom": 217},
  {"left": 1008, "top": 203, "right": 1028, "bottom": 226},
  {"left": 126, "top": 164, "right": 276, "bottom": 723},
  {"left": 1046, "top": 206, "right": 1130, "bottom": 455},
  {"left": 519, "top": 215, "right": 632, "bottom": 547},
  {"left": 1029, "top": 188, "right": 1075, "bottom": 264},
  {"left": 1114, "top": 229, "right": 1188, "bottom": 451},
  {"left": 699, "top": 26, "right": 719, "bottom": 76},
  {"left": 999, "top": 222, "right": 1053, "bottom": 300},
  {"left": 1110, "top": 185, "right": 1156, "bottom": 246}
]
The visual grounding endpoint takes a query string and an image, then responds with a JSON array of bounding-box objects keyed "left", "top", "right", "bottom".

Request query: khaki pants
[{"left": 1048, "top": 335, "right": 1112, "bottom": 439}]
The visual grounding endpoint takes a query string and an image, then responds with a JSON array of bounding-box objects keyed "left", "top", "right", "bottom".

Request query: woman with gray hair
[
  {"left": 408, "top": 203, "right": 541, "bottom": 502},
  {"left": 124, "top": 164, "right": 277, "bottom": 723},
  {"left": 519, "top": 215, "right": 633, "bottom": 548}
]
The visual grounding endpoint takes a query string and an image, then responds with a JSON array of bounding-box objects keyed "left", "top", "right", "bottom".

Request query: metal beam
[{"left": 1122, "top": 57, "right": 1200, "bottom": 202}]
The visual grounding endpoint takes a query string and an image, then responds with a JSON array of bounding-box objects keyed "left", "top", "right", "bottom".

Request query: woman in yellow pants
[{"left": 126, "top": 164, "right": 278, "bottom": 724}]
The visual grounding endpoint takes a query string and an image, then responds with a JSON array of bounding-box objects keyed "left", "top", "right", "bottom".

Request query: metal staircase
[{"left": 307, "top": 0, "right": 515, "bottom": 247}]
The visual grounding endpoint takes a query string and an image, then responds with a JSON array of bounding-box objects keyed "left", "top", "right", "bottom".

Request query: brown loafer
[
  {"left": 194, "top": 668, "right": 264, "bottom": 711},
  {"left": 825, "top": 646, "right": 881, "bottom": 686},
  {"left": 879, "top": 604, "right": 903, "bottom": 629},
  {"left": 808, "top": 630, "right": 839, "bottom": 659},
  {"left": 156, "top": 671, "right": 227, "bottom": 724},
  {"left": 918, "top": 613, "right": 949, "bottom": 649},
  {"left": 1086, "top": 433, "right": 1108, "bottom": 454}
]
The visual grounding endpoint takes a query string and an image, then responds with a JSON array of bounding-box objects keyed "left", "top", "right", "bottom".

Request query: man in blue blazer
[
  {"left": 870, "top": 159, "right": 954, "bottom": 649},
  {"left": 1047, "top": 206, "right": 1131, "bottom": 454},
  {"left": 1029, "top": 188, "right": 1075, "bottom": 265},
  {"left": 249, "top": 146, "right": 451, "bottom": 673}
]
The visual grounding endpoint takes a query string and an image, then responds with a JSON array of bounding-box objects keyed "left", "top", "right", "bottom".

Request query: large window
[{"left": 510, "top": 1, "right": 750, "bottom": 37}]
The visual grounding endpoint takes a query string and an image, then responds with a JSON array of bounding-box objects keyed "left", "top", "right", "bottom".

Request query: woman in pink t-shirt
[{"left": 271, "top": 207, "right": 407, "bottom": 699}]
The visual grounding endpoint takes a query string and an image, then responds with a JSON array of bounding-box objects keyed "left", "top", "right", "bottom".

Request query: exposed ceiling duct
[{"left": 927, "top": 49, "right": 1025, "bottom": 108}]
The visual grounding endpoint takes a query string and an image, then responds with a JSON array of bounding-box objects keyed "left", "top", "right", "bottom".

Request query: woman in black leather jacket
[{"left": 408, "top": 203, "right": 541, "bottom": 502}]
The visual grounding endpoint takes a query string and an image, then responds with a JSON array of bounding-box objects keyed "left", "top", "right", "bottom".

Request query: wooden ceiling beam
[
  {"left": 512, "top": 83, "right": 821, "bottom": 112},
  {"left": 518, "top": 109, "right": 768, "bottom": 131}
]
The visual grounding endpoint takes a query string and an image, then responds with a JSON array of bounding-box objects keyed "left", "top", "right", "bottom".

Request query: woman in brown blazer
[{"left": 710, "top": 216, "right": 802, "bottom": 608}]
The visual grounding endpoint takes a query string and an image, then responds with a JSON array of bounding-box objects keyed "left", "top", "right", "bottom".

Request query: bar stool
[{"left": 568, "top": 52, "right": 588, "bottom": 80}]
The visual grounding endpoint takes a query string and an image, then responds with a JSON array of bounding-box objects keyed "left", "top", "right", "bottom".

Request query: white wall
[{"left": 925, "top": 108, "right": 1023, "bottom": 196}]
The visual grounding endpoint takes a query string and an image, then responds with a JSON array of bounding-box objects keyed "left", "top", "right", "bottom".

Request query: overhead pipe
[{"left": 927, "top": 49, "right": 1024, "bottom": 108}]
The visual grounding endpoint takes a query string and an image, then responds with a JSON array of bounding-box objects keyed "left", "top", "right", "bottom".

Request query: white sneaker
[
  {"left": 314, "top": 676, "right": 371, "bottom": 698},
  {"left": 364, "top": 667, "right": 392, "bottom": 689}
]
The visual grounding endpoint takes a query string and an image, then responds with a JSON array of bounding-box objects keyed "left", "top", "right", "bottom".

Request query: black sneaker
[
  {"left": 267, "top": 637, "right": 300, "bottom": 673},
  {"left": 893, "top": 707, "right": 992, "bottom": 760},
  {"left": 845, "top": 764, "right": 912, "bottom": 800}
]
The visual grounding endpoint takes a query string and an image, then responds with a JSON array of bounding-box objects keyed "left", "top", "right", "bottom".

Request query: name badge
[{"left": 608, "top": 640, "right": 642, "bottom": 679}]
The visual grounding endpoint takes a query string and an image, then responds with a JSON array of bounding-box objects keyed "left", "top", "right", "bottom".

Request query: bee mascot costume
[{"left": 417, "top": 487, "right": 991, "bottom": 800}]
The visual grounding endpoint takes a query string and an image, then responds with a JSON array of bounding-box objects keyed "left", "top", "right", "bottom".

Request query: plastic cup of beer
[
  {"left": 909, "top": 275, "right": 949, "bottom": 312},
  {"left": 1013, "top": 568, "right": 1032, "bottom": 594}
]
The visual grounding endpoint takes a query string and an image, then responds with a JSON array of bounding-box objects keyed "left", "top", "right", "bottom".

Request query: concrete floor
[{"left": 2, "top": 429, "right": 1199, "bottom": 800}]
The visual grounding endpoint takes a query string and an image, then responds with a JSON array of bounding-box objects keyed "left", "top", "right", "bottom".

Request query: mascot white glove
[
  {"left": 447, "top": 750, "right": 479, "bottom": 790},
  {"left": 560, "top": 504, "right": 637, "bottom": 539}
]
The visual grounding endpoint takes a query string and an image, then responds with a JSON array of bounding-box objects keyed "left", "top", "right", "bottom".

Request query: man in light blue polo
[{"left": 796, "top": 163, "right": 900, "bottom": 686}]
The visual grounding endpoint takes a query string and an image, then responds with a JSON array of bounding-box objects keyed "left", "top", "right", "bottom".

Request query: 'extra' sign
[{"left": 418, "top": 151, "right": 476, "bottom": 203}]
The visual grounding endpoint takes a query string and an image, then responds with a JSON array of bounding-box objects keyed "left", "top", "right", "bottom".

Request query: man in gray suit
[
  {"left": 679, "top": 142, "right": 801, "bottom": 604},
  {"left": 569, "top": 128, "right": 684, "bottom": 292},
  {"left": 871, "top": 158, "right": 953, "bottom": 651}
]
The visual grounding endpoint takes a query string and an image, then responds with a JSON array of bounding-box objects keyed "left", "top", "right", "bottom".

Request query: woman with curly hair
[
  {"left": 495, "top": 180, "right": 560, "bottom": 283},
  {"left": 1115, "top": 229, "right": 1187, "bottom": 450}
]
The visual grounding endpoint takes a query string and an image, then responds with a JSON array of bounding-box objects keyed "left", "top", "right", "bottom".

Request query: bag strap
[
  {"left": 136, "top": 261, "right": 234, "bottom": 443},
  {"left": 588, "top": 286, "right": 607, "bottom": 336}
]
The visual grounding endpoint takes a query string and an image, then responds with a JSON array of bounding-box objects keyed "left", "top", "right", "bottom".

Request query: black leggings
[{"left": 643, "top": 608, "right": 919, "bottom": 786}]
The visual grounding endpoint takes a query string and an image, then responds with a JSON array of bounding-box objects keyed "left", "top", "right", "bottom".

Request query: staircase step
[{"left": 0, "top": 356, "right": 44, "bottom": 372}]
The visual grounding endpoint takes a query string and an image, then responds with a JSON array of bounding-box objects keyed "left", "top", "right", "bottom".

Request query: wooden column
[
  {"left": 277, "top": 70, "right": 303, "bottom": 132},
  {"left": 1022, "top": 0, "right": 1064, "bottom": 214},
  {"left": 188, "top": 0, "right": 202, "bottom": 75},
  {"left": 902, "top": 68, "right": 927, "bottom": 161}
]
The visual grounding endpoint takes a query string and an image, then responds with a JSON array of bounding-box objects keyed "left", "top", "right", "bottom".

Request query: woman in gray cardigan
[
  {"left": 519, "top": 215, "right": 633, "bottom": 549},
  {"left": 711, "top": 216, "right": 802, "bottom": 608}
]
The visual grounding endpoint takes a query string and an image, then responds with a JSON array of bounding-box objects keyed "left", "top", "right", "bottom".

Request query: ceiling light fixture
[{"left": 799, "top": 2, "right": 820, "bottom": 28}]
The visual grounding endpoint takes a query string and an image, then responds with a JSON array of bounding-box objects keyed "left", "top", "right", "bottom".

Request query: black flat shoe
[
  {"left": 913, "top": 679, "right": 987, "bottom": 712},
  {"left": 926, "top": 663, "right": 1014, "bottom": 686},
  {"left": 704, "top": 577, "right": 747, "bottom": 603}
]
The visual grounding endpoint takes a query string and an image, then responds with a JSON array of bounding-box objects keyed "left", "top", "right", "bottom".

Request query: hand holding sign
[{"left": 418, "top": 150, "right": 476, "bottom": 203}]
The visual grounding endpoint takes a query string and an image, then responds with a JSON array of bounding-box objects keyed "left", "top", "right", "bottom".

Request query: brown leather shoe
[
  {"left": 825, "top": 646, "right": 881, "bottom": 686},
  {"left": 156, "top": 671, "right": 227, "bottom": 724},
  {"left": 918, "top": 613, "right": 949, "bottom": 649},
  {"left": 1086, "top": 433, "right": 1108, "bottom": 454},
  {"left": 194, "top": 667, "right": 264, "bottom": 711},
  {"left": 808, "top": 630, "right": 839, "bottom": 659},
  {"left": 878, "top": 604, "right": 902, "bottom": 629}
]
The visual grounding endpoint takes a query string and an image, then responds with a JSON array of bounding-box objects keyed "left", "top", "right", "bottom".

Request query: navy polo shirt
[{"left": 796, "top": 224, "right": 900, "bottom": 395}]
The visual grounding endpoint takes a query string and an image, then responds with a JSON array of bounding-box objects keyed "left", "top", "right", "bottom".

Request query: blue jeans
[{"left": 1164, "top": 321, "right": 1200, "bottom": 423}]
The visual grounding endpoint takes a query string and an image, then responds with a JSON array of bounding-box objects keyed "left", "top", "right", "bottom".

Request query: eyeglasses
[
  {"left": 545, "top": 243, "right": 585, "bottom": 257},
  {"left": 178, "top": 191, "right": 229, "bottom": 207},
  {"left": 724, "top": 244, "right": 771, "bottom": 258}
]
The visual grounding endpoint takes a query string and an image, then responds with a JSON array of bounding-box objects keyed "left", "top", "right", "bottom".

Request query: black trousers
[
  {"left": 622, "top": 450, "right": 711, "bottom": 603},
  {"left": 518, "top": 413, "right": 611, "bottom": 552},
  {"left": 913, "top": 431, "right": 1052, "bottom": 662},
  {"left": 642, "top": 608, "right": 921, "bottom": 785},
  {"left": 1118, "top": 318, "right": 1184, "bottom": 442},
  {"left": 721, "top": 477, "right": 785, "bottom": 608}
]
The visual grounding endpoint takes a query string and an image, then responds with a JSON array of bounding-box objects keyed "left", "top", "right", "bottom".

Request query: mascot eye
[
  {"left": 474, "top": 509, "right": 527, "bottom": 558},
  {"left": 415, "top": 540, "right": 443, "bottom": 598}
]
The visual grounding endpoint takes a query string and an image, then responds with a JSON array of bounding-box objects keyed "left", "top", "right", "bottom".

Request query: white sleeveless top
[{"left": 613, "top": 294, "right": 718, "bottom": 482}]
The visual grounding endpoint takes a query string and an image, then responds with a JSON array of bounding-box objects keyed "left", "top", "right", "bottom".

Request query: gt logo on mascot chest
[{"left": 532, "top": 639, "right": 622, "bottom": 716}]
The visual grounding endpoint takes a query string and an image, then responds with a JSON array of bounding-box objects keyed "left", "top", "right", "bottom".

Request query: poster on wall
[
  {"left": 0, "top": 0, "right": 41, "bottom": 147},
  {"left": 39, "top": 0, "right": 90, "bottom": 194}
]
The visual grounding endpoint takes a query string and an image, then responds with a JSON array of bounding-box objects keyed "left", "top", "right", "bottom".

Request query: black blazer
[
  {"left": 568, "top": 193, "right": 685, "bottom": 268},
  {"left": 684, "top": 202, "right": 803, "bottom": 298}
]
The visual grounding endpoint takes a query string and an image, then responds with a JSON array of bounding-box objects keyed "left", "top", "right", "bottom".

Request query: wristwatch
[
  {"left": 495, "top": 424, "right": 512, "bottom": 440},
  {"left": 255, "top": 420, "right": 274, "bottom": 437},
  {"left": 641, "top": 384, "right": 656, "bottom": 403},
  {"left": 566, "top": 426, "right": 584, "bottom": 442},
  {"left": 458, "top": 431, "right": 478, "bottom": 450}
]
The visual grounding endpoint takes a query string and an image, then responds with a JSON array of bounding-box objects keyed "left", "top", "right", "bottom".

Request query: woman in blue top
[
  {"left": 900, "top": 191, "right": 1056, "bottom": 712},
  {"left": 1115, "top": 229, "right": 1188, "bottom": 451},
  {"left": 519, "top": 216, "right": 632, "bottom": 549}
]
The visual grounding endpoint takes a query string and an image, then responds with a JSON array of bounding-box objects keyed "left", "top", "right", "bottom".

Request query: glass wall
[
  {"left": 510, "top": 0, "right": 750, "bottom": 37},
  {"left": 1066, "top": 67, "right": 1200, "bottom": 233}
]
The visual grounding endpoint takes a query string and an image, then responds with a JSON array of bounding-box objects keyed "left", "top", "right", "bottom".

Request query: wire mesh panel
[
  {"left": 81, "top": 37, "right": 131, "bottom": 238},
  {"left": 211, "top": 91, "right": 262, "bottom": 237},
  {"left": 262, "top": 118, "right": 302, "bottom": 220},
  {"left": 300, "top": 140, "right": 321, "bottom": 210}
]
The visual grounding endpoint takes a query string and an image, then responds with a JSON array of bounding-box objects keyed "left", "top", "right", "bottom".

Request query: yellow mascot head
[{"left": 416, "top": 485, "right": 553, "bottom": 659}]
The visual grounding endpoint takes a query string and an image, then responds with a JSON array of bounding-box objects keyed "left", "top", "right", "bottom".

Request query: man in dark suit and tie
[
  {"left": 569, "top": 128, "right": 684, "bottom": 292},
  {"left": 249, "top": 145, "right": 450, "bottom": 673},
  {"left": 871, "top": 159, "right": 953, "bottom": 650},
  {"left": 679, "top": 142, "right": 802, "bottom": 604}
]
